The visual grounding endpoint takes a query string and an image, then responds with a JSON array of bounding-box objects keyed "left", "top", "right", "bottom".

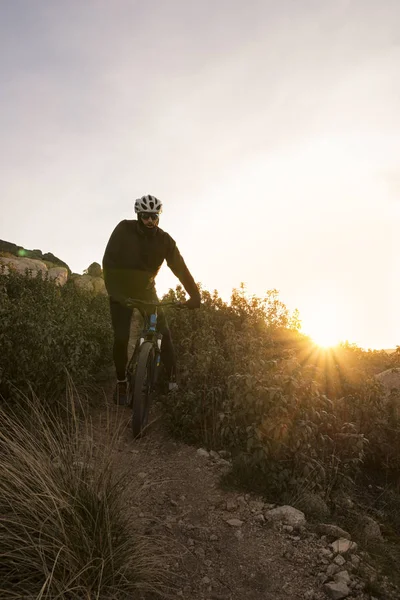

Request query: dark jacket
[{"left": 102, "top": 220, "right": 199, "bottom": 303}]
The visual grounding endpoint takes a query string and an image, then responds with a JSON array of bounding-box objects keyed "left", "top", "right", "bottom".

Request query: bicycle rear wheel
[{"left": 132, "top": 341, "right": 155, "bottom": 437}]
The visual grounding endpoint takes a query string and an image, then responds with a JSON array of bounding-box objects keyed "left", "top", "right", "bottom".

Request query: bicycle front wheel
[{"left": 132, "top": 341, "right": 155, "bottom": 437}]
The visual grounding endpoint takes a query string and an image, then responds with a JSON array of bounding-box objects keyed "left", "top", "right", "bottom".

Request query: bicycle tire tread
[{"left": 132, "top": 341, "right": 154, "bottom": 437}]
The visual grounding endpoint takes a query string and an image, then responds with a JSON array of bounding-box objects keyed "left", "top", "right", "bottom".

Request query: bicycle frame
[{"left": 125, "top": 298, "right": 182, "bottom": 390}]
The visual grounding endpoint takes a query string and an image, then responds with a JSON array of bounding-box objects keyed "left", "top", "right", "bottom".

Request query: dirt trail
[{"left": 90, "top": 388, "right": 375, "bottom": 600}]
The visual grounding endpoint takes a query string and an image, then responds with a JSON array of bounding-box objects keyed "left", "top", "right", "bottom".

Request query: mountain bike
[{"left": 125, "top": 298, "right": 183, "bottom": 438}]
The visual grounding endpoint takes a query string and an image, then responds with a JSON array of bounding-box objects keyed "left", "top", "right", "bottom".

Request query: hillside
[{"left": 0, "top": 239, "right": 70, "bottom": 272}]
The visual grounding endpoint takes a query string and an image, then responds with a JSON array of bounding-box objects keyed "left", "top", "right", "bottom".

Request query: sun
[
  {"left": 310, "top": 330, "right": 341, "bottom": 348},
  {"left": 302, "top": 308, "right": 343, "bottom": 349}
]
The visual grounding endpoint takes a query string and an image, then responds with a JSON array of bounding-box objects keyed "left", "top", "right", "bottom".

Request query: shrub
[
  {"left": 0, "top": 269, "right": 113, "bottom": 404},
  {"left": 161, "top": 285, "right": 399, "bottom": 498}
]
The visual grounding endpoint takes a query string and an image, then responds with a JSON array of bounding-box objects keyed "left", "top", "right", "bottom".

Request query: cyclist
[{"left": 102, "top": 195, "right": 201, "bottom": 405}]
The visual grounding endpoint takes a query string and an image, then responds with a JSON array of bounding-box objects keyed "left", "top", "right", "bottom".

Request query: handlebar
[{"left": 125, "top": 298, "right": 185, "bottom": 309}]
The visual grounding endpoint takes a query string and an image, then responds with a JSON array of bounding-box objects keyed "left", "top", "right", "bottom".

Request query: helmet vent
[{"left": 134, "top": 195, "right": 163, "bottom": 214}]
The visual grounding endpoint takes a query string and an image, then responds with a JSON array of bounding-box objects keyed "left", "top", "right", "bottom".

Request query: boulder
[
  {"left": 0, "top": 256, "right": 48, "bottom": 276},
  {"left": 73, "top": 274, "right": 107, "bottom": 295},
  {"left": 48, "top": 267, "right": 68, "bottom": 286},
  {"left": 375, "top": 368, "right": 400, "bottom": 397},
  {"left": 92, "top": 276, "right": 106, "bottom": 295}
]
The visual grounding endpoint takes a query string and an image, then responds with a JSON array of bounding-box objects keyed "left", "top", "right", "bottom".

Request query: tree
[{"left": 85, "top": 262, "right": 103, "bottom": 278}]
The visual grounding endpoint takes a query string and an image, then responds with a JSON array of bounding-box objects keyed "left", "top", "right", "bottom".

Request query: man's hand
[{"left": 185, "top": 295, "right": 201, "bottom": 309}]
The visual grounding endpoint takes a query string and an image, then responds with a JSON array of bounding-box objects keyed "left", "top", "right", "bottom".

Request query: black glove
[{"left": 185, "top": 295, "right": 201, "bottom": 309}]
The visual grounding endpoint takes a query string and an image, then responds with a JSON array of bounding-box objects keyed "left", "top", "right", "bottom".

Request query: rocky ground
[{"left": 89, "top": 389, "right": 399, "bottom": 600}]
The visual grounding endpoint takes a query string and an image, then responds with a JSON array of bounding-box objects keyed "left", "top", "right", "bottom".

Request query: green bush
[
  {"left": 162, "top": 285, "right": 399, "bottom": 498},
  {"left": 0, "top": 269, "right": 113, "bottom": 403}
]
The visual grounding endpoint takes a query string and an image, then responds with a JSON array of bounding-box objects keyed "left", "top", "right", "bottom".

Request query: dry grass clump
[{"left": 0, "top": 384, "right": 170, "bottom": 599}]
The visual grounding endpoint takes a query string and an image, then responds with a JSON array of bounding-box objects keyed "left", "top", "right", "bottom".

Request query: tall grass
[{"left": 0, "top": 382, "right": 169, "bottom": 599}]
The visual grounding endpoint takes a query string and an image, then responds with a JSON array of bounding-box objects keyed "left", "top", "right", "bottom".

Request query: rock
[
  {"left": 72, "top": 274, "right": 106, "bottom": 295},
  {"left": 234, "top": 529, "right": 243, "bottom": 540},
  {"left": 326, "top": 564, "right": 340, "bottom": 577},
  {"left": 317, "top": 524, "right": 351, "bottom": 540},
  {"left": 201, "top": 576, "right": 211, "bottom": 585},
  {"left": 0, "top": 256, "right": 48, "bottom": 276},
  {"left": 283, "top": 525, "right": 294, "bottom": 533},
  {"left": 225, "top": 499, "right": 236, "bottom": 511},
  {"left": 254, "top": 513, "right": 265, "bottom": 524},
  {"left": 334, "top": 571, "right": 351, "bottom": 585},
  {"left": 48, "top": 266, "right": 68, "bottom": 286},
  {"left": 209, "top": 450, "right": 220, "bottom": 460},
  {"left": 249, "top": 500, "right": 265, "bottom": 513},
  {"left": 320, "top": 548, "right": 333, "bottom": 559},
  {"left": 331, "top": 538, "right": 357, "bottom": 554},
  {"left": 350, "top": 555, "right": 361, "bottom": 569},
  {"left": 333, "top": 555, "right": 346, "bottom": 566},
  {"left": 226, "top": 518, "right": 243, "bottom": 527},
  {"left": 196, "top": 448, "right": 209, "bottom": 458},
  {"left": 264, "top": 505, "right": 306, "bottom": 527},
  {"left": 363, "top": 517, "right": 383, "bottom": 542},
  {"left": 92, "top": 276, "right": 106, "bottom": 294},
  {"left": 210, "top": 534, "right": 219, "bottom": 541},
  {"left": 323, "top": 581, "right": 351, "bottom": 599},
  {"left": 318, "top": 571, "right": 329, "bottom": 584},
  {"left": 375, "top": 368, "right": 400, "bottom": 398}
]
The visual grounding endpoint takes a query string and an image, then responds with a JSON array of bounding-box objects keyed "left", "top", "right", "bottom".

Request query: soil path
[{"left": 89, "top": 390, "right": 358, "bottom": 600}]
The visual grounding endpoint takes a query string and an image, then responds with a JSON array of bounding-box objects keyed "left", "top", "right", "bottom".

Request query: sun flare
[
  {"left": 310, "top": 331, "right": 341, "bottom": 348},
  {"left": 302, "top": 306, "right": 343, "bottom": 349}
]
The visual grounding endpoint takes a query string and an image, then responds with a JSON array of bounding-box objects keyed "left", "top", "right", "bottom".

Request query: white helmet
[{"left": 134, "top": 195, "right": 163, "bottom": 214}]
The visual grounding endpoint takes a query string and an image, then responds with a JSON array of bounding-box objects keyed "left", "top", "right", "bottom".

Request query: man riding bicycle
[{"left": 102, "top": 195, "right": 201, "bottom": 405}]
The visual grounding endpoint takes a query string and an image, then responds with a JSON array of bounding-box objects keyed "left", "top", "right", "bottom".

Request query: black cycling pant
[{"left": 109, "top": 297, "right": 176, "bottom": 381}]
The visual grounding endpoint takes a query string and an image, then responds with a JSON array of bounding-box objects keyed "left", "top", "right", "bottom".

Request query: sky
[{"left": 0, "top": 0, "right": 399, "bottom": 350}]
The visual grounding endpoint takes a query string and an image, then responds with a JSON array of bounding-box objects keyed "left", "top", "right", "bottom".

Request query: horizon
[
  {"left": 0, "top": 231, "right": 397, "bottom": 353},
  {"left": 0, "top": 0, "right": 399, "bottom": 350}
]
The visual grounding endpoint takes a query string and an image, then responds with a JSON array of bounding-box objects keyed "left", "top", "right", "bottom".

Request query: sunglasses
[{"left": 140, "top": 213, "right": 159, "bottom": 221}]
